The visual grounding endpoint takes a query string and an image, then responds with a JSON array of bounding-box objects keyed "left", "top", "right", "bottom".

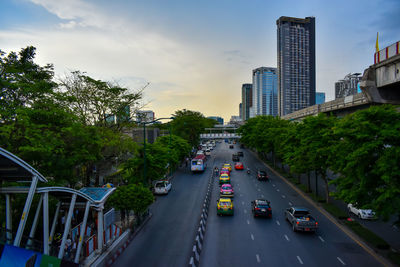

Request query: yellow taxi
[
  {"left": 223, "top": 163, "right": 232, "bottom": 172},
  {"left": 217, "top": 198, "right": 234, "bottom": 215},
  {"left": 219, "top": 174, "right": 230, "bottom": 185}
]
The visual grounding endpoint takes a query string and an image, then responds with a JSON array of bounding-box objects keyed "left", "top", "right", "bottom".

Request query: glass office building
[
  {"left": 241, "top": 83, "right": 252, "bottom": 121},
  {"left": 251, "top": 67, "right": 278, "bottom": 117},
  {"left": 277, "top": 16, "right": 316, "bottom": 116},
  {"left": 316, "top": 92, "right": 325, "bottom": 104}
]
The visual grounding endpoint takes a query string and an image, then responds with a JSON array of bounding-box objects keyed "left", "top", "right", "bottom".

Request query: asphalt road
[
  {"left": 113, "top": 149, "right": 214, "bottom": 267},
  {"left": 114, "top": 142, "right": 384, "bottom": 267},
  {"left": 200, "top": 143, "right": 383, "bottom": 267}
]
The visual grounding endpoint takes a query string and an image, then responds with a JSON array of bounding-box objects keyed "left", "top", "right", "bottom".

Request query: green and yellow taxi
[
  {"left": 217, "top": 198, "right": 234, "bottom": 215},
  {"left": 219, "top": 173, "right": 230, "bottom": 184},
  {"left": 223, "top": 163, "right": 232, "bottom": 172}
]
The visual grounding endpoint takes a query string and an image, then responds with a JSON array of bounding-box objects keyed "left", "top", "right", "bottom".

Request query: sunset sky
[{"left": 1, "top": 0, "right": 399, "bottom": 122}]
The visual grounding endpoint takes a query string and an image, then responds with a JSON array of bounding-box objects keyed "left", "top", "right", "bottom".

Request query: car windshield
[
  {"left": 155, "top": 183, "right": 165, "bottom": 188},
  {"left": 222, "top": 186, "right": 231, "bottom": 190}
]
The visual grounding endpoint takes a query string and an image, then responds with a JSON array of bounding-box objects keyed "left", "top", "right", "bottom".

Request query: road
[{"left": 114, "top": 142, "right": 384, "bottom": 267}]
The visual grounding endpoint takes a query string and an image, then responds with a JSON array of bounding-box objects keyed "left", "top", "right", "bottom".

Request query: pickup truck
[{"left": 285, "top": 207, "right": 318, "bottom": 232}]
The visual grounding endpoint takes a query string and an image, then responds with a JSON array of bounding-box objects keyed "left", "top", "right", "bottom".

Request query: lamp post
[{"left": 141, "top": 117, "right": 174, "bottom": 184}]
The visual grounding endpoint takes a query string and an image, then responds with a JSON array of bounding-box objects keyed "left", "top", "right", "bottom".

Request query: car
[
  {"left": 223, "top": 163, "right": 232, "bottom": 172},
  {"left": 220, "top": 168, "right": 230, "bottom": 175},
  {"left": 237, "top": 151, "right": 244, "bottom": 157},
  {"left": 347, "top": 203, "right": 376, "bottom": 219},
  {"left": 154, "top": 180, "right": 172, "bottom": 195},
  {"left": 219, "top": 174, "right": 230, "bottom": 184},
  {"left": 234, "top": 162, "right": 244, "bottom": 170},
  {"left": 220, "top": 184, "right": 234, "bottom": 197},
  {"left": 196, "top": 150, "right": 204, "bottom": 156},
  {"left": 217, "top": 198, "right": 234, "bottom": 215},
  {"left": 205, "top": 149, "right": 211, "bottom": 156},
  {"left": 229, "top": 144, "right": 234, "bottom": 149},
  {"left": 251, "top": 199, "right": 272, "bottom": 218},
  {"left": 256, "top": 170, "right": 269, "bottom": 181},
  {"left": 232, "top": 154, "right": 239, "bottom": 161},
  {"left": 285, "top": 207, "right": 318, "bottom": 232}
]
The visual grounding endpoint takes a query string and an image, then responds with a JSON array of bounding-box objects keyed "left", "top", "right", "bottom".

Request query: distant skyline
[{"left": 1, "top": 0, "right": 399, "bottom": 122}]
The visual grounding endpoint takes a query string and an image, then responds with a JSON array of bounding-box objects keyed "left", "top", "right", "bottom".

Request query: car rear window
[
  {"left": 259, "top": 171, "right": 266, "bottom": 175},
  {"left": 220, "top": 201, "right": 230, "bottom": 206},
  {"left": 222, "top": 186, "right": 231, "bottom": 190},
  {"left": 155, "top": 183, "right": 165, "bottom": 188}
]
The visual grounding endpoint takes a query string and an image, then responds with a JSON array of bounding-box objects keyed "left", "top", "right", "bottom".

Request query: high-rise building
[
  {"left": 241, "top": 83, "right": 252, "bottom": 121},
  {"left": 316, "top": 92, "right": 325, "bottom": 104},
  {"left": 239, "top": 103, "right": 242, "bottom": 118},
  {"left": 250, "top": 67, "right": 278, "bottom": 117},
  {"left": 335, "top": 73, "right": 362, "bottom": 99},
  {"left": 207, "top": 116, "right": 224, "bottom": 125},
  {"left": 136, "top": 110, "right": 155, "bottom": 123},
  {"left": 277, "top": 16, "right": 316, "bottom": 116}
]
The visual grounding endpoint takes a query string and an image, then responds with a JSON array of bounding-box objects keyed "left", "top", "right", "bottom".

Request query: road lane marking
[
  {"left": 276, "top": 189, "right": 280, "bottom": 192},
  {"left": 247, "top": 220, "right": 250, "bottom": 225},
  {"left": 288, "top": 202, "right": 293, "bottom": 206},
  {"left": 282, "top": 195, "right": 286, "bottom": 198},
  {"left": 242, "top": 201, "right": 245, "bottom": 205},
  {"left": 337, "top": 257, "right": 346, "bottom": 265},
  {"left": 272, "top": 184, "right": 276, "bottom": 187},
  {"left": 256, "top": 254, "right": 260, "bottom": 263},
  {"left": 297, "top": 256, "right": 303, "bottom": 265},
  {"left": 251, "top": 234, "right": 254, "bottom": 240},
  {"left": 244, "top": 209, "right": 247, "bottom": 214},
  {"left": 261, "top": 194, "right": 264, "bottom": 198},
  {"left": 258, "top": 188, "right": 261, "bottom": 192},
  {"left": 276, "top": 220, "right": 280, "bottom": 226},
  {"left": 284, "top": 234, "right": 290, "bottom": 241},
  {"left": 318, "top": 236, "right": 325, "bottom": 242},
  {"left": 240, "top": 194, "right": 243, "bottom": 197}
]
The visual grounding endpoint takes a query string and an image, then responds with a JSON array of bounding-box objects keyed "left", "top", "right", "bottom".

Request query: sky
[{"left": 1, "top": 0, "right": 399, "bottom": 122}]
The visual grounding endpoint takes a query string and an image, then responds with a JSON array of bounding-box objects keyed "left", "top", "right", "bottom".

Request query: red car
[{"left": 234, "top": 162, "right": 244, "bottom": 170}]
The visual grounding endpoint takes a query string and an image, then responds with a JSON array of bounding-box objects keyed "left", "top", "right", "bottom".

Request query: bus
[{"left": 191, "top": 154, "right": 207, "bottom": 172}]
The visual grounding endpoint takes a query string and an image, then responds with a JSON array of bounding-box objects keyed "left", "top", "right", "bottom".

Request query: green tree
[
  {"left": 108, "top": 184, "right": 154, "bottom": 227},
  {"left": 331, "top": 105, "right": 400, "bottom": 219}
]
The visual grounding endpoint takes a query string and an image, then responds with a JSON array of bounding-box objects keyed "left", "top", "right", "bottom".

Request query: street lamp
[{"left": 141, "top": 117, "right": 174, "bottom": 185}]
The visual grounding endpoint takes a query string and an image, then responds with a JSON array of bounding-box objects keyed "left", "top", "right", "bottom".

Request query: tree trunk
[
  {"left": 315, "top": 170, "right": 318, "bottom": 197},
  {"left": 307, "top": 171, "right": 311, "bottom": 193},
  {"left": 322, "top": 169, "right": 330, "bottom": 204}
]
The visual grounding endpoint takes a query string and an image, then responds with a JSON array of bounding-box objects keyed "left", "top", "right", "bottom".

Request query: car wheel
[{"left": 358, "top": 213, "right": 362, "bottom": 219}]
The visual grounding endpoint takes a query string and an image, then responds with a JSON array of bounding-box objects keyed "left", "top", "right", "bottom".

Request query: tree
[
  {"left": 171, "top": 109, "right": 216, "bottom": 147},
  {"left": 0, "top": 46, "right": 56, "bottom": 123},
  {"left": 58, "top": 71, "right": 143, "bottom": 129},
  {"left": 108, "top": 184, "right": 154, "bottom": 227},
  {"left": 331, "top": 105, "right": 400, "bottom": 219}
]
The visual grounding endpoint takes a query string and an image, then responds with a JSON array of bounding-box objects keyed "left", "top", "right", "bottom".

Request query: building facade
[
  {"left": 136, "top": 110, "right": 155, "bottom": 123},
  {"left": 241, "top": 83, "right": 252, "bottom": 121},
  {"left": 277, "top": 16, "right": 316, "bottom": 116},
  {"left": 250, "top": 67, "right": 278, "bottom": 117},
  {"left": 335, "top": 73, "right": 362, "bottom": 99},
  {"left": 207, "top": 116, "right": 224, "bottom": 125},
  {"left": 316, "top": 92, "right": 325, "bottom": 104}
]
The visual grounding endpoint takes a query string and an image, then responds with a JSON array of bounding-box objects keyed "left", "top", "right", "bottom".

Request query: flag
[{"left": 375, "top": 32, "right": 379, "bottom": 52}]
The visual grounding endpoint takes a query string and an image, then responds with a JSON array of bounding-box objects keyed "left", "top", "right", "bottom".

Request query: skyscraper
[
  {"left": 250, "top": 67, "right": 278, "bottom": 117},
  {"left": 241, "top": 83, "right": 252, "bottom": 121},
  {"left": 335, "top": 73, "right": 361, "bottom": 99},
  {"left": 316, "top": 92, "right": 325, "bottom": 104},
  {"left": 277, "top": 16, "right": 316, "bottom": 116}
]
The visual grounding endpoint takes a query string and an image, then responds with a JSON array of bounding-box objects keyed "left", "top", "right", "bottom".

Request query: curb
[
  {"left": 188, "top": 170, "right": 214, "bottom": 267},
  {"left": 250, "top": 150, "right": 393, "bottom": 267}
]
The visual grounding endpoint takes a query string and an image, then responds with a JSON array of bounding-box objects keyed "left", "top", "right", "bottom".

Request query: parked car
[
  {"left": 237, "top": 151, "right": 244, "bottom": 157},
  {"left": 256, "top": 170, "right": 269, "bottom": 181},
  {"left": 219, "top": 174, "right": 230, "bottom": 185},
  {"left": 217, "top": 198, "right": 234, "bottom": 216},
  {"left": 285, "top": 207, "right": 318, "bottom": 232},
  {"left": 220, "top": 184, "right": 234, "bottom": 197},
  {"left": 232, "top": 154, "right": 239, "bottom": 161},
  {"left": 154, "top": 180, "right": 172, "bottom": 195},
  {"left": 234, "top": 162, "right": 244, "bottom": 170},
  {"left": 347, "top": 203, "right": 376, "bottom": 219},
  {"left": 251, "top": 199, "right": 272, "bottom": 218}
]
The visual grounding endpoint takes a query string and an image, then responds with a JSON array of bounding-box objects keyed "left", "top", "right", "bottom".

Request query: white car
[
  {"left": 347, "top": 203, "right": 376, "bottom": 219},
  {"left": 205, "top": 149, "right": 211, "bottom": 156},
  {"left": 154, "top": 180, "right": 172, "bottom": 195}
]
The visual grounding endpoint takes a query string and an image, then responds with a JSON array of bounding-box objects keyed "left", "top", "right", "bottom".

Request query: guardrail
[
  {"left": 188, "top": 168, "right": 215, "bottom": 267},
  {"left": 85, "top": 234, "right": 97, "bottom": 257}
]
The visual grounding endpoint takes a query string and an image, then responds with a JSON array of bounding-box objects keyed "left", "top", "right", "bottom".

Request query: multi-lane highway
[{"left": 114, "top": 142, "right": 384, "bottom": 267}]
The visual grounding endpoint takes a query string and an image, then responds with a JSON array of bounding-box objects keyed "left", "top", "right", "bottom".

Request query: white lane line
[
  {"left": 272, "top": 184, "right": 276, "bottom": 187},
  {"left": 239, "top": 188, "right": 241, "bottom": 191},
  {"left": 247, "top": 219, "right": 250, "bottom": 225},
  {"left": 288, "top": 202, "right": 293, "bottom": 206},
  {"left": 251, "top": 234, "right": 254, "bottom": 240},
  {"left": 244, "top": 209, "right": 247, "bottom": 214},
  {"left": 240, "top": 194, "right": 243, "bottom": 197},
  {"left": 242, "top": 201, "right": 245, "bottom": 205},
  {"left": 282, "top": 195, "right": 286, "bottom": 198},
  {"left": 276, "top": 220, "right": 280, "bottom": 226},
  {"left": 284, "top": 234, "right": 290, "bottom": 241},
  {"left": 256, "top": 254, "right": 261, "bottom": 263},
  {"left": 318, "top": 236, "right": 325, "bottom": 242},
  {"left": 258, "top": 188, "right": 261, "bottom": 192},
  {"left": 297, "top": 256, "right": 303, "bottom": 265},
  {"left": 337, "top": 257, "right": 346, "bottom": 265},
  {"left": 261, "top": 194, "right": 265, "bottom": 198},
  {"left": 276, "top": 189, "right": 280, "bottom": 192}
]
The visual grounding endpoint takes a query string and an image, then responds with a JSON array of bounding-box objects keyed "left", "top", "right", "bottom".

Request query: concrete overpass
[
  {"left": 200, "top": 133, "right": 241, "bottom": 140},
  {"left": 282, "top": 40, "right": 400, "bottom": 121}
]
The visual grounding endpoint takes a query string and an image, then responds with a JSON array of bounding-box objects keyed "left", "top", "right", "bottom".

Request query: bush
[
  {"left": 388, "top": 251, "right": 400, "bottom": 266},
  {"left": 322, "top": 203, "right": 348, "bottom": 219},
  {"left": 344, "top": 221, "right": 390, "bottom": 250}
]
